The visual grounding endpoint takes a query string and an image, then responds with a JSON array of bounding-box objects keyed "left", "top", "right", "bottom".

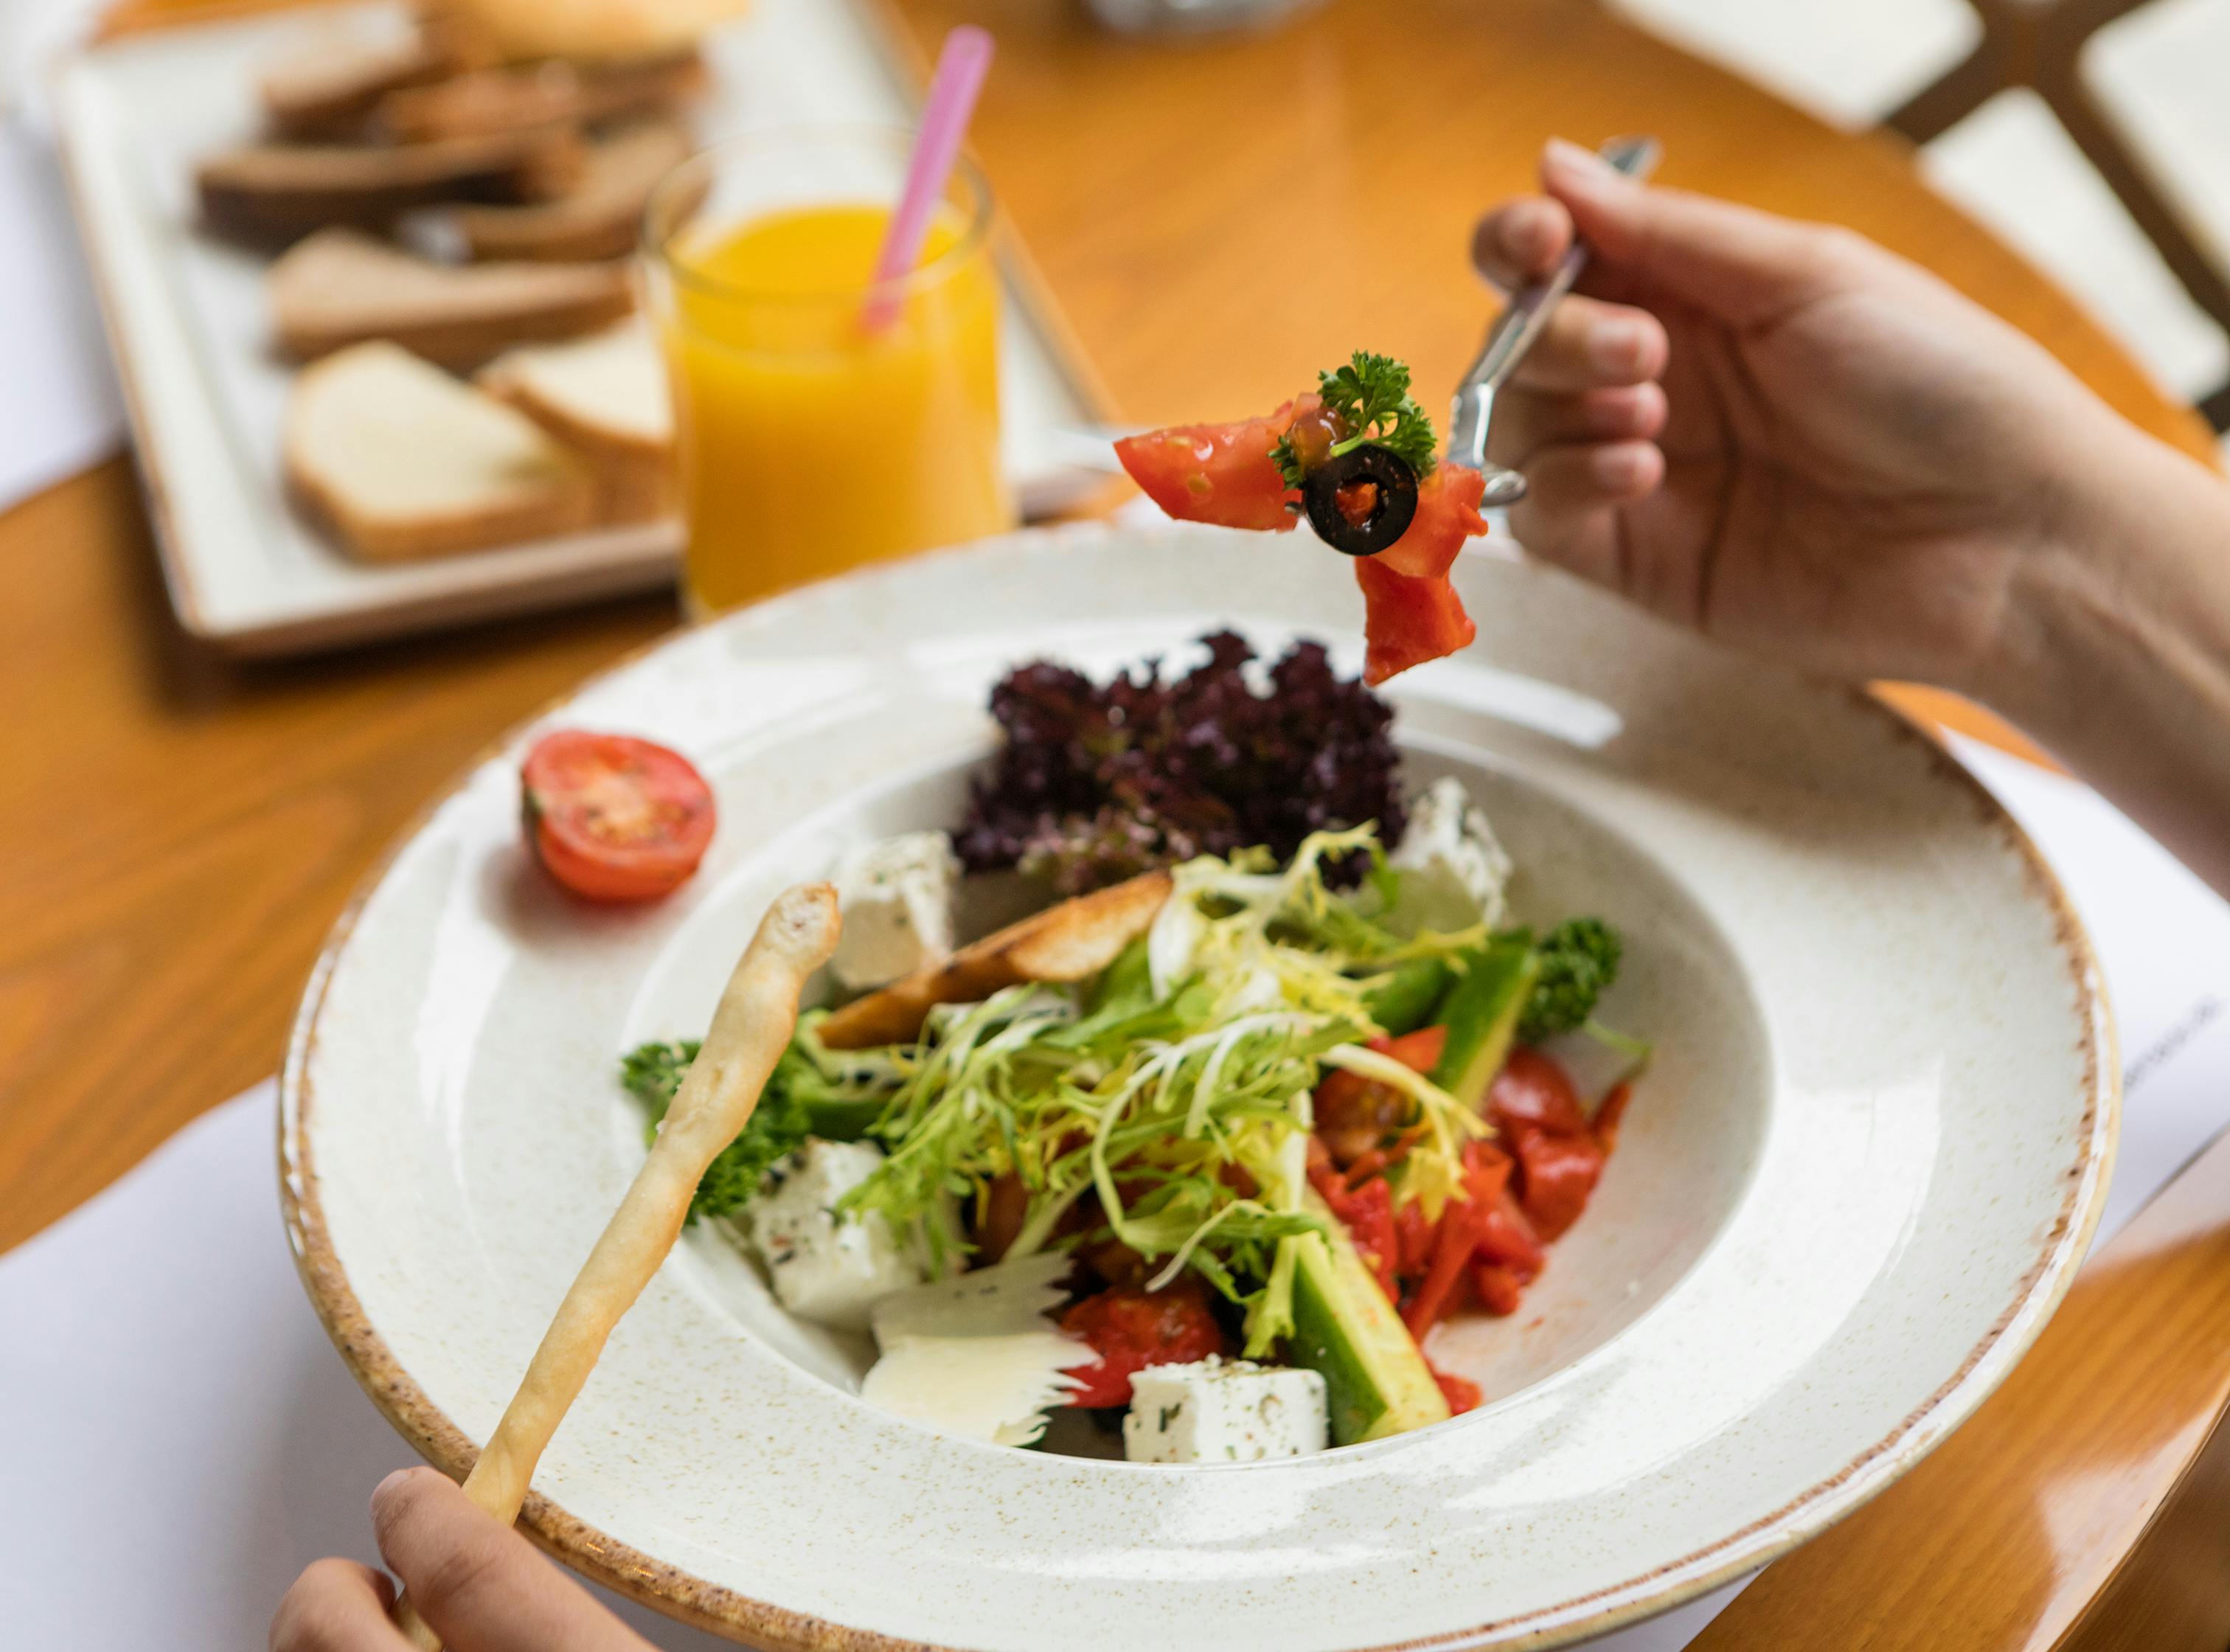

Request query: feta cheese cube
[
  {"left": 1122, "top": 1357, "right": 1330, "bottom": 1463},
  {"left": 746, "top": 1139, "right": 922, "bottom": 1330},
  {"left": 1389, "top": 777, "right": 1512, "bottom": 933},
  {"left": 830, "top": 831, "right": 959, "bottom": 990}
]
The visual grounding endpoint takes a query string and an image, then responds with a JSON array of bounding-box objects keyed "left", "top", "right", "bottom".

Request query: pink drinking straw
[{"left": 860, "top": 24, "right": 995, "bottom": 333}]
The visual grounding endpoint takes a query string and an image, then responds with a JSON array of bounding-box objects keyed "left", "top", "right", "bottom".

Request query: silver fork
[{"left": 1445, "top": 135, "right": 1662, "bottom": 507}]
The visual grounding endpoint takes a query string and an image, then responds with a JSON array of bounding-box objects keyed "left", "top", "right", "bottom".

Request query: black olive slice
[{"left": 1302, "top": 443, "right": 1420, "bottom": 557}]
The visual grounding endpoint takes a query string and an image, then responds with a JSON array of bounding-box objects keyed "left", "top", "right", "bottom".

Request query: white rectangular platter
[{"left": 54, "top": 0, "right": 1109, "bottom": 655}]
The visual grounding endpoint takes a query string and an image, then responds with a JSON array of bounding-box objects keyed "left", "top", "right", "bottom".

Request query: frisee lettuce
[{"left": 826, "top": 825, "right": 1487, "bottom": 1349}]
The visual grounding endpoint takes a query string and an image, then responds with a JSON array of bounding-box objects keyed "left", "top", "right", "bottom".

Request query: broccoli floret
[
  {"left": 619, "top": 1038, "right": 813, "bottom": 1223},
  {"left": 1518, "top": 918, "right": 1622, "bottom": 1042}
]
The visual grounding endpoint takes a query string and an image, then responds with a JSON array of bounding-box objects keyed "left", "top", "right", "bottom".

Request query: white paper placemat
[{"left": 5, "top": 737, "right": 2227, "bottom": 1651}]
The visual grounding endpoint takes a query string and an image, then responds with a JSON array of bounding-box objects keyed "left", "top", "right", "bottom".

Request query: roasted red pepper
[{"left": 1059, "top": 1276, "right": 1229, "bottom": 1408}]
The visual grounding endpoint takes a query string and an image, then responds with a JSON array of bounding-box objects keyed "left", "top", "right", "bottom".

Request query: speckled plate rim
[{"left": 278, "top": 523, "right": 2119, "bottom": 1652}]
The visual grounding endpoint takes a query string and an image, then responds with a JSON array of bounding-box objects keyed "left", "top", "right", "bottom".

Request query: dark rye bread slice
[
  {"left": 452, "top": 120, "right": 692, "bottom": 262},
  {"left": 377, "top": 50, "right": 709, "bottom": 143},
  {"left": 197, "top": 125, "right": 585, "bottom": 243},
  {"left": 269, "top": 229, "right": 634, "bottom": 367}
]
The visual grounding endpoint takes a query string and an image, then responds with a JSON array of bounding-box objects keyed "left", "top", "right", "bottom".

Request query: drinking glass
[{"left": 644, "top": 128, "right": 1013, "bottom": 617}]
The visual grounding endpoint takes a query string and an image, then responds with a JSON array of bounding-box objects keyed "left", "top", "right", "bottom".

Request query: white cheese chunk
[
  {"left": 861, "top": 1254, "right": 1094, "bottom": 1446},
  {"left": 861, "top": 1330, "right": 1091, "bottom": 1447},
  {"left": 829, "top": 831, "right": 959, "bottom": 990},
  {"left": 746, "top": 1139, "right": 923, "bottom": 1331},
  {"left": 1122, "top": 1356, "right": 1330, "bottom": 1463},
  {"left": 1387, "top": 777, "right": 1513, "bottom": 934}
]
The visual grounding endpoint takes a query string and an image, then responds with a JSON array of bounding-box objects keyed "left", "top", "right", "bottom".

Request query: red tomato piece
[
  {"left": 1112, "top": 397, "right": 1316, "bottom": 532},
  {"left": 1594, "top": 1080, "right": 1635, "bottom": 1156},
  {"left": 1471, "top": 1261, "right": 1526, "bottom": 1317},
  {"left": 1433, "top": 1364, "right": 1484, "bottom": 1414},
  {"left": 1403, "top": 1195, "right": 1486, "bottom": 1338},
  {"left": 1490, "top": 1050, "right": 1606, "bottom": 1239},
  {"left": 1394, "top": 1198, "right": 1437, "bottom": 1280},
  {"left": 1375, "top": 464, "right": 1490, "bottom": 580},
  {"left": 1507, "top": 1127, "right": 1604, "bottom": 1241},
  {"left": 1059, "top": 1277, "right": 1229, "bottom": 1408},
  {"left": 1378, "top": 1025, "right": 1448, "bottom": 1072},
  {"left": 521, "top": 729, "right": 715, "bottom": 903},
  {"left": 1355, "top": 555, "right": 1478, "bottom": 686},
  {"left": 1330, "top": 1175, "right": 1400, "bottom": 1305},
  {"left": 1472, "top": 1184, "right": 1546, "bottom": 1275},
  {"left": 1489, "top": 1049, "right": 1591, "bottom": 1136}
]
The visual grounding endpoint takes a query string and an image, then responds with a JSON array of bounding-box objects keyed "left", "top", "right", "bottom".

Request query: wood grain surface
[
  {"left": 7, "top": 1, "right": 2228, "bottom": 1642},
  {"left": 1691, "top": 1116, "right": 2230, "bottom": 1652}
]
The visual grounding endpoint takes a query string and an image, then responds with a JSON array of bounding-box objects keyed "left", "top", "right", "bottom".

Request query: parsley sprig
[{"left": 1271, "top": 352, "right": 1439, "bottom": 487}]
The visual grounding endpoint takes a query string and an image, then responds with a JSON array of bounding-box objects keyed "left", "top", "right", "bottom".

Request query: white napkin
[
  {"left": 4, "top": 738, "right": 2228, "bottom": 1652},
  {"left": 0, "top": 118, "right": 125, "bottom": 516}
]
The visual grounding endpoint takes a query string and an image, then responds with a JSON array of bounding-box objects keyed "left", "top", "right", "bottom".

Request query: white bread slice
[
  {"left": 285, "top": 341, "right": 597, "bottom": 560},
  {"left": 477, "top": 320, "right": 671, "bottom": 461},
  {"left": 479, "top": 321, "right": 674, "bottom": 521},
  {"left": 269, "top": 228, "right": 635, "bottom": 367},
  {"left": 451, "top": 119, "right": 692, "bottom": 262}
]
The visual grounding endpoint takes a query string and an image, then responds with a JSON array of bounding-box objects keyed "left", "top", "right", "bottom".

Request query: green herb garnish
[
  {"left": 1271, "top": 351, "right": 1439, "bottom": 488},
  {"left": 1517, "top": 917, "right": 1623, "bottom": 1043},
  {"left": 621, "top": 1038, "right": 812, "bottom": 1222}
]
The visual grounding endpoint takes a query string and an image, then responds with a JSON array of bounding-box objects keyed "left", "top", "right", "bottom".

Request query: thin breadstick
[{"left": 392, "top": 881, "right": 840, "bottom": 1650}]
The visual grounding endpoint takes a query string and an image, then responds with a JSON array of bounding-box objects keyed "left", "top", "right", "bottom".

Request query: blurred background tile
[
  {"left": 1922, "top": 86, "right": 2230, "bottom": 405},
  {"left": 1604, "top": 0, "right": 1980, "bottom": 128}
]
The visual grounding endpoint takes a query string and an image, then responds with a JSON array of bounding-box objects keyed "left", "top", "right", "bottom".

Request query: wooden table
[{"left": 9, "top": 1, "right": 2226, "bottom": 1645}]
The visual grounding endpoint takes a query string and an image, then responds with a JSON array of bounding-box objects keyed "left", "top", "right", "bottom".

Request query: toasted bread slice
[
  {"left": 437, "top": 0, "right": 751, "bottom": 62},
  {"left": 479, "top": 321, "right": 674, "bottom": 520},
  {"left": 378, "top": 52, "right": 708, "bottom": 142},
  {"left": 819, "top": 871, "right": 1175, "bottom": 1049},
  {"left": 451, "top": 120, "right": 691, "bottom": 262},
  {"left": 285, "top": 341, "right": 597, "bottom": 560},
  {"left": 270, "top": 228, "right": 635, "bottom": 366},
  {"left": 198, "top": 126, "right": 584, "bottom": 243},
  {"left": 257, "top": 15, "right": 493, "bottom": 140},
  {"left": 261, "top": 32, "right": 452, "bottom": 141}
]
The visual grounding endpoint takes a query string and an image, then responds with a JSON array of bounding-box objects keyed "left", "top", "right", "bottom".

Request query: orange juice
[{"left": 656, "top": 200, "right": 1012, "bottom": 614}]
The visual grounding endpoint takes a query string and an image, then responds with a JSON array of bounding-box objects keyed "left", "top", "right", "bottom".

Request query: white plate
[
  {"left": 282, "top": 524, "right": 2114, "bottom": 1651},
  {"left": 52, "top": 0, "right": 1109, "bottom": 656}
]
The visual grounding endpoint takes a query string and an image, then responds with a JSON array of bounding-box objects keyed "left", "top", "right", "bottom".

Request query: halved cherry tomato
[
  {"left": 1355, "top": 555, "right": 1478, "bottom": 687},
  {"left": 1374, "top": 464, "right": 1490, "bottom": 580},
  {"left": 1112, "top": 396, "right": 1316, "bottom": 532},
  {"left": 521, "top": 730, "right": 715, "bottom": 903},
  {"left": 1059, "top": 1275, "right": 1229, "bottom": 1407},
  {"left": 1313, "top": 1026, "right": 1448, "bottom": 1166}
]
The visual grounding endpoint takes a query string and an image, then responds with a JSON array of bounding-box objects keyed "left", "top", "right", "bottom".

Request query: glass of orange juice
[{"left": 643, "top": 127, "right": 1015, "bottom": 617}]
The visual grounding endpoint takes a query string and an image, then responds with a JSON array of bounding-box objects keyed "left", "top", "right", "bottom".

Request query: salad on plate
[{"left": 615, "top": 634, "right": 1647, "bottom": 1463}]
